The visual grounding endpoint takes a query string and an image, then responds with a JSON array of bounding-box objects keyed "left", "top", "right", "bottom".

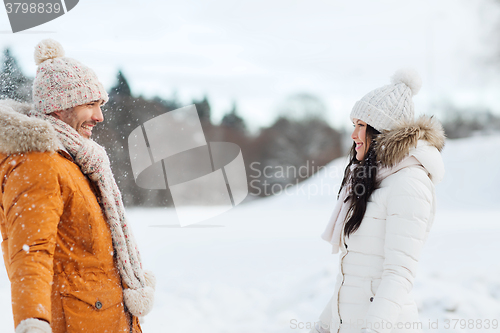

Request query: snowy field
[{"left": 1, "top": 134, "right": 499, "bottom": 332}]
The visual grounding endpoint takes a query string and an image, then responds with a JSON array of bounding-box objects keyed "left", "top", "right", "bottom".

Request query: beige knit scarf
[{"left": 28, "top": 110, "right": 155, "bottom": 317}]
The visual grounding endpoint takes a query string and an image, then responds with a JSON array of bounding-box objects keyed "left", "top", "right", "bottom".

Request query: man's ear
[
  {"left": 51, "top": 107, "right": 73, "bottom": 119},
  {"left": 51, "top": 111, "right": 62, "bottom": 119}
]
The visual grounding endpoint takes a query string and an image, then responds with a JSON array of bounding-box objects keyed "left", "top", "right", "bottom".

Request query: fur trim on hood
[
  {"left": 375, "top": 115, "right": 446, "bottom": 168},
  {"left": 0, "top": 99, "right": 59, "bottom": 154}
]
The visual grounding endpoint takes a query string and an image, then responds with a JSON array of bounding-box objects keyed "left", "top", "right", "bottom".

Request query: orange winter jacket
[{"left": 0, "top": 101, "right": 142, "bottom": 332}]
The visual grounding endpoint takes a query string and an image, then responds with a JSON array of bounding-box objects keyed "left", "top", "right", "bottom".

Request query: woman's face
[{"left": 351, "top": 118, "right": 370, "bottom": 161}]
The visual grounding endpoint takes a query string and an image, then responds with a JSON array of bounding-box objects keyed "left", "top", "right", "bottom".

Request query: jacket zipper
[{"left": 337, "top": 231, "right": 348, "bottom": 333}]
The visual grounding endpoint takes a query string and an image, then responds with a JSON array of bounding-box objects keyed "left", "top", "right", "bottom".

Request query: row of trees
[
  {"left": 98, "top": 72, "right": 344, "bottom": 206},
  {"left": 439, "top": 102, "right": 500, "bottom": 139},
  {"left": 3, "top": 48, "right": 500, "bottom": 205},
  {"left": 0, "top": 48, "right": 344, "bottom": 206}
]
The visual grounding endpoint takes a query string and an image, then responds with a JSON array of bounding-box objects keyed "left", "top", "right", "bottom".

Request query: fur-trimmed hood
[
  {"left": 376, "top": 115, "right": 446, "bottom": 184},
  {"left": 0, "top": 99, "right": 60, "bottom": 154}
]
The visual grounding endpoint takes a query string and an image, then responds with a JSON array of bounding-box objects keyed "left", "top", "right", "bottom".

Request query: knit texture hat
[
  {"left": 350, "top": 68, "right": 422, "bottom": 132},
  {"left": 32, "top": 39, "right": 109, "bottom": 114}
]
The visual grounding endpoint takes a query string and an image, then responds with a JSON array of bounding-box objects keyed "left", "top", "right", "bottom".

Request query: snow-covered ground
[{"left": 1, "top": 134, "right": 499, "bottom": 332}]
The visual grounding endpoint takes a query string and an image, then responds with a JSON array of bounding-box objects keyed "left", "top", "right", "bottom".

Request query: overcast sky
[{"left": 1, "top": 0, "right": 499, "bottom": 131}]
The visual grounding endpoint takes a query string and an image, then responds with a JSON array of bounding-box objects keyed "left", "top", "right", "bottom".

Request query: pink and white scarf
[{"left": 29, "top": 110, "right": 155, "bottom": 317}]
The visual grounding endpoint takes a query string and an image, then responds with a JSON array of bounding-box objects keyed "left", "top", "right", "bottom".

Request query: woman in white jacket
[{"left": 311, "top": 69, "right": 445, "bottom": 333}]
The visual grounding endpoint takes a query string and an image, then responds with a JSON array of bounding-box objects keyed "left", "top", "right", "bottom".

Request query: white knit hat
[
  {"left": 350, "top": 68, "right": 422, "bottom": 132},
  {"left": 32, "top": 39, "right": 109, "bottom": 114}
]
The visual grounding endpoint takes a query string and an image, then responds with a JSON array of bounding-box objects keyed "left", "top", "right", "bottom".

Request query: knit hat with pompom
[
  {"left": 350, "top": 68, "right": 422, "bottom": 132},
  {"left": 32, "top": 39, "right": 108, "bottom": 114}
]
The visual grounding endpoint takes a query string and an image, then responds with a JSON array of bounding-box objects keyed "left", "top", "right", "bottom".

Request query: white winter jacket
[{"left": 314, "top": 116, "right": 445, "bottom": 333}]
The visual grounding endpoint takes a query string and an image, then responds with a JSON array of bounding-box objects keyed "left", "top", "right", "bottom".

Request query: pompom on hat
[
  {"left": 350, "top": 68, "right": 422, "bottom": 132},
  {"left": 32, "top": 39, "right": 109, "bottom": 114}
]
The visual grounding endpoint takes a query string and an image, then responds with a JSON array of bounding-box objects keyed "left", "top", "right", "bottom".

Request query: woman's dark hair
[{"left": 340, "top": 124, "right": 381, "bottom": 237}]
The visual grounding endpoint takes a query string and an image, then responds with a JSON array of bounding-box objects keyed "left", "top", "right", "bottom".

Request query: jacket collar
[
  {"left": 0, "top": 99, "right": 60, "bottom": 154},
  {"left": 375, "top": 115, "right": 446, "bottom": 184}
]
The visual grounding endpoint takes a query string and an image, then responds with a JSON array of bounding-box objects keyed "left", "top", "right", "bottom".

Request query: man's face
[{"left": 51, "top": 100, "right": 104, "bottom": 139}]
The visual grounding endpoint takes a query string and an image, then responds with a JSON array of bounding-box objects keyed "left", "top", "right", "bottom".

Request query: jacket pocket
[
  {"left": 363, "top": 278, "right": 374, "bottom": 298},
  {"left": 364, "top": 278, "right": 384, "bottom": 303},
  {"left": 61, "top": 289, "right": 130, "bottom": 333},
  {"left": 370, "top": 278, "right": 382, "bottom": 295},
  {"left": 363, "top": 278, "right": 382, "bottom": 303}
]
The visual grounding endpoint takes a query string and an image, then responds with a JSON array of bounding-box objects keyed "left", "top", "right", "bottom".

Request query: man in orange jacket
[{"left": 0, "top": 39, "right": 155, "bottom": 333}]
